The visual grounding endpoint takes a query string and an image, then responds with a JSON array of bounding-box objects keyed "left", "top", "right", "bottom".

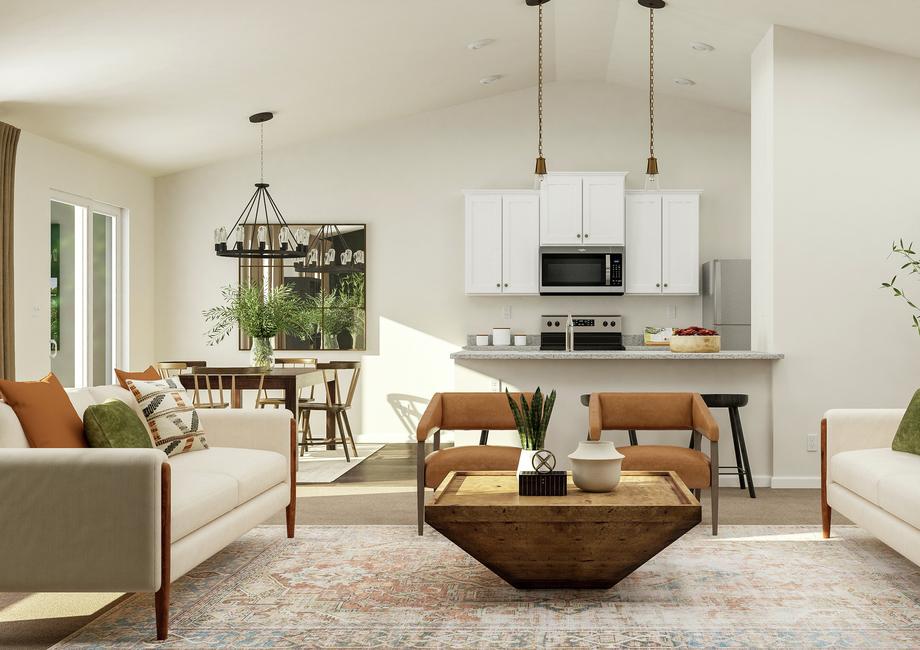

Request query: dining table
[{"left": 177, "top": 361, "right": 360, "bottom": 450}]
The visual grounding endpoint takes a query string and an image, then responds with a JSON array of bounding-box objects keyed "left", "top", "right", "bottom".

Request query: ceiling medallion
[{"left": 213, "top": 112, "right": 307, "bottom": 259}]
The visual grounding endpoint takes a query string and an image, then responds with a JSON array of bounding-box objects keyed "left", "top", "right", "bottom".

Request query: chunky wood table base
[{"left": 425, "top": 471, "right": 701, "bottom": 589}]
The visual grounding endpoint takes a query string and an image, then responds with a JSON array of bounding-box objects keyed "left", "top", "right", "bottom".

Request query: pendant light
[
  {"left": 213, "top": 112, "right": 307, "bottom": 259},
  {"left": 527, "top": 0, "right": 550, "bottom": 187},
  {"left": 639, "top": 0, "right": 665, "bottom": 190}
]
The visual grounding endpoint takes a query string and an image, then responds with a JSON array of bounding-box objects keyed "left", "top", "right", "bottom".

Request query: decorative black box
[{"left": 518, "top": 471, "right": 568, "bottom": 497}]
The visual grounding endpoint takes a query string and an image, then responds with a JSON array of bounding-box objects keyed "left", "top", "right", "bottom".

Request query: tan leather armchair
[
  {"left": 415, "top": 393, "right": 530, "bottom": 535},
  {"left": 588, "top": 392, "right": 721, "bottom": 534}
]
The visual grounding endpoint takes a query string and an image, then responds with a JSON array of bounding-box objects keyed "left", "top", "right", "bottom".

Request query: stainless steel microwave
[{"left": 539, "top": 246, "right": 624, "bottom": 295}]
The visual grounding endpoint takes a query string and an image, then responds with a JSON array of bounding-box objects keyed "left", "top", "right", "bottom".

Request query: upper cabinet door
[
  {"left": 582, "top": 174, "right": 625, "bottom": 245},
  {"left": 540, "top": 175, "right": 583, "bottom": 245},
  {"left": 502, "top": 194, "right": 540, "bottom": 294},
  {"left": 625, "top": 193, "right": 663, "bottom": 294},
  {"left": 464, "top": 193, "right": 503, "bottom": 294},
  {"left": 661, "top": 193, "right": 700, "bottom": 294}
]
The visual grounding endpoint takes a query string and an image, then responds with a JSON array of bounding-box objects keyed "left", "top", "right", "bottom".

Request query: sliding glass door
[{"left": 50, "top": 196, "right": 123, "bottom": 388}]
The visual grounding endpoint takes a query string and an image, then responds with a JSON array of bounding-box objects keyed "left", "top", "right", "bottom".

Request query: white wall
[
  {"left": 13, "top": 131, "right": 155, "bottom": 382},
  {"left": 752, "top": 27, "right": 920, "bottom": 486},
  {"left": 154, "top": 80, "right": 751, "bottom": 441}
]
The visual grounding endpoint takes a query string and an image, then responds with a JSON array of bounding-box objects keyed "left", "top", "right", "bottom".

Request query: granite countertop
[{"left": 450, "top": 347, "right": 783, "bottom": 361}]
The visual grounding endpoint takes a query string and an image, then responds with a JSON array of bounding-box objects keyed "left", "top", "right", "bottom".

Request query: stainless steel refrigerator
[{"left": 702, "top": 259, "right": 751, "bottom": 351}]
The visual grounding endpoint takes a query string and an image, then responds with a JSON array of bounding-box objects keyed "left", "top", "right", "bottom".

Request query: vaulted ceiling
[{"left": 2, "top": 0, "right": 918, "bottom": 175}]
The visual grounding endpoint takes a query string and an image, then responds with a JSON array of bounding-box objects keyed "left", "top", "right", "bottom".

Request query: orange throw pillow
[
  {"left": 114, "top": 365, "right": 160, "bottom": 389},
  {"left": 0, "top": 372, "right": 87, "bottom": 448}
]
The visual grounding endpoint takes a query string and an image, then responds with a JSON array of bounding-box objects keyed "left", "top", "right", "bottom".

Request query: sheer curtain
[{"left": 0, "top": 121, "right": 20, "bottom": 379}]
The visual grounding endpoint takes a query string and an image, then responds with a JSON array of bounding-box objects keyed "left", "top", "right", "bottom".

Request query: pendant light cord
[
  {"left": 260, "top": 122, "right": 264, "bottom": 183},
  {"left": 537, "top": 4, "right": 544, "bottom": 159},
  {"left": 649, "top": 8, "right": 655, "bottom": 159}
]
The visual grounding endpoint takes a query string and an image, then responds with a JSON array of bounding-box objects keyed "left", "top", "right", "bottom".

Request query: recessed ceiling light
[
  {"left": 467, "top": 38, "right": 495, "bottom": 51},
  {"left": 479, "top": 74, "right": 504, "bottom": 86},
  {"left": 673, "top": 77, "right": 696, "bottom": 86},
  {"left": 690, "top": 41, "right": 715, "bottom": 52}
]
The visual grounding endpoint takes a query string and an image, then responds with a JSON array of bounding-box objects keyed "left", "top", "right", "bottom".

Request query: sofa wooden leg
[
  {"left": 155, "top": 583, "right": 170, "bottom": 640},
  {"left": 821, "top": 418, "right": 831, "bottom": 539},
  {"left": 288, "top": 418, "right": 297, "bottom": 538},
  {"left": 157, "top": 463, "right": 171, "bottom": 640},
  {"left": 417, "top": 440, "right": 426, "bottom": 536}
]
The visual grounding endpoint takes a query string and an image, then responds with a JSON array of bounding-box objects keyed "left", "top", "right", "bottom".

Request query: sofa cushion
[
  {"left": 170, "top": 467, "right": 239, "bottom": 542},
  {"left": 83, "top": 400, "right": 153, "bottom": 449},
  {"left": 0, "top": 373, "right": 87, "bottom": 448},
  {"left": 168, "top": 447, "right": 287, "bottom": 504},
  {"left": 0, "top": 402, "right": 28, "bottom": 448},
  {"left": 114, "top": 366, "right": 160, "bottom": 390},
  {"left": 878, "top": 471, "right": 920, "bottom": 530},
  {"left": 830, "top": 447, "right": 920, "bottom": 506},
  {"left": 892, "top": 388, "right": 920, "bottom": 456},
  {"left": 126, "top": 377, "right": 208, "bottom": 457}
]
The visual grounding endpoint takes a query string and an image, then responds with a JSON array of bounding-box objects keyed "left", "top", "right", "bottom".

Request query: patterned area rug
[{"left": 56, "top": 525, "right": 920, "bottom": 648}]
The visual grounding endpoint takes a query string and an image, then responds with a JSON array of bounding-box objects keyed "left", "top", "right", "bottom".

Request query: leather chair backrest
[
  {"left": 596, "top": 392, "right": 694, "bottom": 430},
  {"left": 439, "top": 392, "right": 533, "bottom": 430}
]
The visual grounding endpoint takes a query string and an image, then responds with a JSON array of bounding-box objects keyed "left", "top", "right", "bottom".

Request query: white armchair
[{"left": 0, "top": 388, "right": 296, "bottom": 640}]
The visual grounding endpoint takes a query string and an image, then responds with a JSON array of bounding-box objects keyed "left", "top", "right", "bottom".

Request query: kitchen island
[{"left": 450, "top": 346, "right": 782, "bottom": 485}]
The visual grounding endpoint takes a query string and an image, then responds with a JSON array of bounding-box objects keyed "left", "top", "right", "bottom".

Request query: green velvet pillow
[
  {"left": 893, "top": 389, "right": 920, "bottom": 456},
  {"left": 83, "top": 399, "right": 153, "bottom": 449}
]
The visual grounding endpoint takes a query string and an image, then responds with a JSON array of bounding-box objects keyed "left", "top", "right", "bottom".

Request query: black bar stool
[{"left": 701, "top": 394, "right": 755, "bottom": 498}]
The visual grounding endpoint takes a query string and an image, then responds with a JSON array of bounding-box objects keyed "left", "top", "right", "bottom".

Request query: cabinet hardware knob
[
  {"left": 584, "top": 233, "right": 590, "bottom": 238},
  {"left": 504, "top": 283, "right": 508, "bottom": 287},
  {"left": 496, "top": 283, "right": 500, "bottom": 287},
  {"left": 576, "top": 233, "right": 581, "bottom": 238},
  {"left": 664, "top": 283, "right": 669, "bottom": 287},
  {"left": 656, "top": 283, "right": 660, "bottom": 287}
]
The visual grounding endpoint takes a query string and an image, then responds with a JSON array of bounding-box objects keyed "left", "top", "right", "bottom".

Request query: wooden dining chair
[
  {"left": 300, "top": 364, "right": 361, "bottom": 461},
  {"left": 190, "top": 373, "right": 236, "bottom": 409},
  {"left": 255, "top": 358, "right": 319, "bottom": 455},
  {"left": 155, "top": 362, "right": 188, "bottom": 379}
]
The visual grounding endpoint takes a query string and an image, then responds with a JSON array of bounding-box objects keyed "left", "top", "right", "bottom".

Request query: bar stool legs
[
  {"left": 702, "top": 394, "right": 756, "bottom": 499},
  {"left": 729, "top": 406, "right": 755, "bottom": 498}
]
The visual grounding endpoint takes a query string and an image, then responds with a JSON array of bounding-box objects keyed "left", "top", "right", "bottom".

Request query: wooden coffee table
[{"left": 425, "top": 470, "right": 701, "bottom": 589}]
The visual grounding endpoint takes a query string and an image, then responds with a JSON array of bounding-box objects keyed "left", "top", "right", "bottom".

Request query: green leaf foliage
[
  {"left": 505, "top": 387, "right": 557, "bottom": 450},
  {"left": 203, "top": 283, "right": 315, "bottom": 345},
  {"left": 885, "top": 240, "right": 920, "bottom": 338}
]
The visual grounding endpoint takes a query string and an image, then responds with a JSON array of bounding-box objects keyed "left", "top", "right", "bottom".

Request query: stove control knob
[
  {"left": 554, "top": 321, "right": 560, "bottom": 327},
  {"left": 610, "top": 320, "right": 616, "bottom": 327},
  {"left": 603, "top": 321, "right": 608, "bottom": 327},
  {"left": 546, "top": 320, "right": 552, "bottom": 327}
]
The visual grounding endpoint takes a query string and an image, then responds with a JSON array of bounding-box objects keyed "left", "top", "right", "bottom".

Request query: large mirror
[{"left": 238, "top": 224, "right": 366, "bottom": 351}]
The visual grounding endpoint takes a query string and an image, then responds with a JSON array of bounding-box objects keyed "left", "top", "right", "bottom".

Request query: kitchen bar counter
[{"left": 450, "top": 347, "right": 783, "bottom": 361}]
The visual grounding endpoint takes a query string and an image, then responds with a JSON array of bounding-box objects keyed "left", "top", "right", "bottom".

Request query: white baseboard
[
  {"left": 770, "top": 476, "right": 821, "bottom": 489},
  {"left": 719, "top": 474, "right": 772, "bottom": 489}
]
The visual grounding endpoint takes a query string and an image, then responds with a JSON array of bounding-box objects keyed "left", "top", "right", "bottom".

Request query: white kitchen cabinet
[
  {"left": 625, "top": 190, "right": 700, "bottom": 295},
  {"left": 501, "top": 194, "right": 541, "bottom": 294},
  {"left": 540, "top": 172, "right": 627, "bottom": 245},
  {"left": 464, "top": 190, "right": 539, "bottom": 295}
]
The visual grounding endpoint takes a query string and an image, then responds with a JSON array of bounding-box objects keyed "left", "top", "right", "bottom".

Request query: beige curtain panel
[{"left": 0, "top": 121, "right": 20, "bottom": 380}]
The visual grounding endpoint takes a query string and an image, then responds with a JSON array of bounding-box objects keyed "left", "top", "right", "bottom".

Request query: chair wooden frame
[
  {"left": 155, "top": 362, "right": 189, "bottom": 379},
  {"left": 255, "top": 358, "right": 319, "bottom": 455},
  {"left": 190, "top": 373, "right": 237, "bottom": 409},
  {"left": 299, "top": 366, "right": 361, "bottom": 461}
]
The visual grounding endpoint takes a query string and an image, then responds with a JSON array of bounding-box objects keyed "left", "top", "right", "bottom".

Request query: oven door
[{"left": 539, "top": 246, "right": 623, "bottom": 295}]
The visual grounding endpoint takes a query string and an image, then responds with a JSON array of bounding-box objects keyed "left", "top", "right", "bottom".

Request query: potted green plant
[
  {"left": 308, "top": 273, "right": 365, "bottom": 349},
  {"left": 506, "top": 387, "right": 556, "bottom": 474},
  {"left": 203, "top": 283, "right": 313, "bottom": 368},
  {"left": 883, "top": 239, "right": 920, "bottom": 334}
]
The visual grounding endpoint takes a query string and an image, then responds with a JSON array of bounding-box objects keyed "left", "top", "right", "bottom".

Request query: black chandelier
[{"left": 213, "top": 112, "right": 307, "bottom": 259}]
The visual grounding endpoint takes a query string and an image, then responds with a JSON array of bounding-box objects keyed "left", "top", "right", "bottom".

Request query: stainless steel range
[{"left": 540, "top": 315, "right": 625, "bottom": 351}]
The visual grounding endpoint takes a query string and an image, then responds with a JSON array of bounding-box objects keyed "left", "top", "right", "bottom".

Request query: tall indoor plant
[
  {"left": 203, "top": 283, "right": 312, "bottom": 367},
  {"left": 883, "top": 239, "right": 920, "bottom": 334}
]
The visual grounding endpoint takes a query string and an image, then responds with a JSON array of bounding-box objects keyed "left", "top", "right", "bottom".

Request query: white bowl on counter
[{"left": 568, "top": 440, "right": 625, "bottom": 492}]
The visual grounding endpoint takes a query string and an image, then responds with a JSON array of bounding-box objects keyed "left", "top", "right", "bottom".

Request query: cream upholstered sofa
[
  {"left": 822, "top": 409, "right": 920, "bottom": 566},
  {"left": 0, "top": 385, "right": 296, "bottom": 640}
]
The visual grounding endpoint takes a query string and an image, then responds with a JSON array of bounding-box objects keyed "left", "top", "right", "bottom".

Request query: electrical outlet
[
  {"left": 667, "top": 304, "right": 678, "bottom": 320},
  {"left": 489, "top": 379, "right": 501, "bottom": 392},
  {"left": 502, "top": 305, "right": 512, "bottom": 321},
  {"left": 806, "top": 433, "right": 818, "bottom": 452}
]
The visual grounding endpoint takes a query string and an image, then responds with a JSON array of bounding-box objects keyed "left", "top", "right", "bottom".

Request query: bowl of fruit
[{"left": 669, "top": 327, "right": 720, "bottom": 353}]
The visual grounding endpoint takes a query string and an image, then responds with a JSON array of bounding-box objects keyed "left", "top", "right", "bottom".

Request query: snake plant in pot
[{"left": 506, "top": 387, "right": 557, "bottom": 474}]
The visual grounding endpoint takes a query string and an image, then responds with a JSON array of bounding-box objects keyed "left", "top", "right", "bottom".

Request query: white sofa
[
  {"left": 0, "top": 384, "right": 296, "bottom": 640},
  {"left": 822, "top": 409, "right": 920, "bottom": 566}
]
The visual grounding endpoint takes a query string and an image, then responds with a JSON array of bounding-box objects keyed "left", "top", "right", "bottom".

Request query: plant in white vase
[
  {"left": 506, "top": 387, "right": 556, "bottom": 474},
  {"left": 203, "top": 283, "right": 315, "bottom": 368}
]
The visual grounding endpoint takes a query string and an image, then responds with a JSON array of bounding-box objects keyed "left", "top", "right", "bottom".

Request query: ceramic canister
[
  {"left": 568, "top": 440, "right": 625, "bottom": 492},
  {"left": 491, "top": 328, "right": 512, "bottom": 346}
]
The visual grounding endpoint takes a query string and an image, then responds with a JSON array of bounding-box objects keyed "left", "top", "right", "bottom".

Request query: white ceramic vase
[
  {"left": 517, "top": 449, "right": 537, "bottom": 476},
  {"left": 568, "top": 441, "right": 625, "bottom": 492}
]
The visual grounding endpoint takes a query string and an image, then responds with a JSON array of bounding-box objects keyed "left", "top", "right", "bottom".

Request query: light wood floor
[{"left": 0, "top": 443, "right": 846, "bottom": 649}]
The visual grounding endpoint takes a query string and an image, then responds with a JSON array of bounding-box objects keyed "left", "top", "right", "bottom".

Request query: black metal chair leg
[
  {"left": 730, "top": 407, "right": 756, "bottom": 498},
  {"left": 479, "top": 429, "right": 490, "bottom": 445},
  {"left": 628, "top": 429, "right": 638, "bottom": 446},
  {"left": 729, "top": 415, "right": 746, "bottom": 490}
]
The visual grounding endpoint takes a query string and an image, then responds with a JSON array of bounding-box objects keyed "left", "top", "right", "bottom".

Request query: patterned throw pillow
[{"left": 125, "top": 377, "right": 208, "bottom": 457}]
